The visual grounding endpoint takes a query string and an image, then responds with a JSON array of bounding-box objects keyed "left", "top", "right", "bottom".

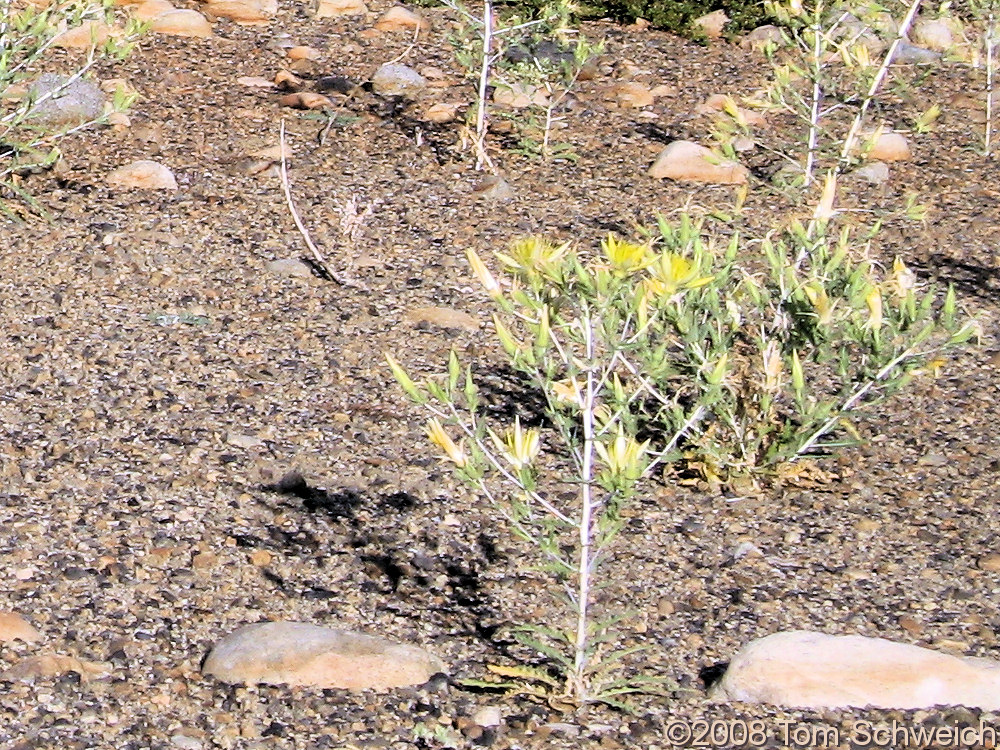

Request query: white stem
[
  {"left": 805, "top": 12, "right": 824, "bottom": 187},
  {"left": 475, "top": 0, "right": 493, "bottom": 171},
  {"left": 571, "top": 312, "right": 597, "bottom": 702},
  {"left": 837, "top": 0, "right": 923, "bottom": 171}
]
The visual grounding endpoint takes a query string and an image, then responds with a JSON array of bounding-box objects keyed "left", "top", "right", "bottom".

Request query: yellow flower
[
  {"left": 762, "top": 340, "right": 783, "bottom": 393},
  {"left": 884, "top": 256, "right": 917, "bottom": 300},
  {"left": 466, "top": 248, "right": 501, "bottom": 298},
  {"left": 595, "top": 427, "right": 649, "bottom": 481},
  {"left": 493, "top": 418, "right": 540, "bottom": 471},
  {"left": 496, "top": 237, "right": 569, "bottom": 277},
  {"left": 864, "top": 287, "right": 883, "bottom": 333},
  {"left": 602, "top": 234, "right": 651, "bottom": 274},
  {"left": 802, "top": 283, "right": 837, "bottom": 326},
  {"left": 647, "top": 252, "right": 714, "bottom": 297},
  {"left": 426, "top": 418, "right": 468, "bottom": 468},
  {"left": 551, "top": 377, "right": 583, "bottom": 407}
]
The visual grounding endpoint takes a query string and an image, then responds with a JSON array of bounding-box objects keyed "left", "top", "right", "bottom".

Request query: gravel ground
[{"left": 2, "top": 3, "right": 1000, "bottom": 748}]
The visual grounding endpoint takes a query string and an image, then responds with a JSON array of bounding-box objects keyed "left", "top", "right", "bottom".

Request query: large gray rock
[
  {"left": 203, "top": 621, "right": 445, "bottom": 689},
  {"left": 710, "top": 630, "right": 1000, "bottom": 710},
  {"left": 27, "top": 73, "right": 105, "bottom": 126}
]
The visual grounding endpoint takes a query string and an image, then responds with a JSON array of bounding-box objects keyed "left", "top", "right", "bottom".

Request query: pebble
[
  {"left": 315, "top": 0, "right": 367, "bottom": 17},
  {"left": 711, "top": 630, "right": 1000, "bottom": 709},
  {"left": 611, "top": 82, "right": 654, "bottom": 109},
  {"left": 423, "top": 102, "right": 461, "bottom": 123},
  {"left": 648, "top": 140, "right": 748, "bottom": 184},
  {"left": 266, "top": 258, "right": 314, "bottom": 278},
  {"left": 911, "top": 17, "right": 955, "bottom": 52},
  {"left": 893, "top": 42, "right": 941, "bottom": 65},
  {"left": 866, "top": 131, "right": 911, "bottom": 161},
  {"left": 371, "top": 64, "right": 427, "bottom": 99},
  {"left": 131, "top": 0, "right": 176, "bottom": 21},
  {"left": 471, "top": 175, "right": 514, "bottom": 201},
  {"left": 406, "top": 306, "right": 480, "bottom": 332},
  {"left": 202, "top": 621, "right": 445, "bottom": 689},
  {"left": 106, "top": 160, "right": 178, "bottom": 190},
  {"left": 0, "top": 612, "right": 41, "bottom": 643},
  {"left": 977, "top": 554, "right": 1000, "bottom": 571},
  {"left": 373, "top": 6, "right": 428, "bottom": 34},
  {"left": 854, "top": 161, "right": 890, "bottom": 184}
]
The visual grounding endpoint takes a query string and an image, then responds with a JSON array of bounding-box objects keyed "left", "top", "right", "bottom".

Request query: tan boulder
[
  {"left": 711, "top": 630, "right": 1000, "bottom": 710},
  {"left": 202, "top": 0, "right": 276, "bottom": 25},
  {"left": 202, "top": 621, "right": 445, "bottom": 689},
  {"left": 131, "top": 0, "right": 176, "bottom": 20},
  {"left": 694, "top": 9, "right": 728, "bottom": 39},
  {"left": 315, "top": 0, "right": 366, "bottom": 16},
  {"left": 150, "top": 9, "right": 213, "bottom": 36},
  {"left": 107, "top": 160, "right": 178, "bottom": 189},
  {"left": 0, "top": 612, "right": 41, "bottom": 644},
  {"left": 52, "top": 21, "right": 116, "bottom": 48},
  {"left": 866, "top": 131, "right": 911, "bottom": 161},
  {"left": 648, "top": 140, "right": 748, "bottom": 184},
  {"left": 374, "top": 6, "right": 429, "bottom": 34}
]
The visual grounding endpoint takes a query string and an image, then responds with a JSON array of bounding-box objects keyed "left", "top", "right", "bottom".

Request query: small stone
[
  {"left": 892, "top": 42, "right": 941, "bottom": 65},
  {"left": 371, "top": 64, "right": 426, "bottom": 99},
  {"left": 267, "top": 258, "right": 314, "bottom": 278},
  {"left": 742, "top": 24, "right": 783, "bottom": 51},
  {"left": 26, "top": 73, "right": 105, "bottom": 126},
  {"left": 406, "top": 306, "right": 479, "bottom": 332},
  {"left": 855, "top": 518, "right": 881, "bottom": 533},
  {"left": 693, "top": 9, "right": 728, "bottom": 39},
  {"left": 274, "top": 69, "right": 305, "bottom": 91},
  {"left": 227, "top": 432, "right": 266, "bottom": 449},
  {"left": 278, "top": 92, "right": 333, "bottom": 109},
  {"left": 131, "top": 0, "right": 175, "bottom": 21},
  {"left": 493, "top": 82, "right": 542, "bottom": 108},
  {"left": 866, "top": 131, "right": 911, "bottom": 161},
  {"left": 423, "top": 102, "right": 460, "bottom": 123},
  {"left": 373, "top": 6, "right": 429, "bottom": 34},
  {"left": 52, "top": 21, "right": 116, "bottom": 48},
  {"left": 106, "top": 160, "right": 178, "bottom": 190},
  {"left": 648, "top": 140, "right": 748, "bottom": 184},
  {"left": 854, "top": 161, "right": 890, "bottom": 184},
  {"left": 202, "top": 0, "right": 276, "bottom": 24},
  {"left": 315, "top": 0, "right": 366, "bottom": 17},
  {"left": 911, "top": 17, "right": 955, "bottom": 52},
  {"left": 898, "top": 615, "right": 924, "bottom": 637},
  {"left": 287, "top": 45, "right": 321, "bottom": 61},
  {"left": 612, "top": 81, "right": 654, "bottom": 108},
  {"left": 150, "top": 9, "right": 213, "bottom": 37},
  {"left": 193, "top": 552, "right": 219, "bottom": 570},
  {"left": 472, "top": 706, "right": 502, "bottom": 727},
  {"left": 237, "top": 76, "right": 276, "bottom": 89},
  {"left": 202, "top": 621, "right": 445, "bottom": 689},
  {"left": 1, "top": 654, "right": 111, "bottom": 683},
  {"left": 710, "top": 630, "right": 1000, "bottom": 710},
  {"left": 0, "top": 612, "right": 41, "bottom": 644},
  {"left": 170, "top": 734, "right": 204, "bottom": 750},
  {"left": 250, "top": 549, "right": 273, "bottom": 566},
  {"left": 471, "top": 175, "right": 514, "bottom": 201},
  {"left": 978, "top": 554, "right": 1000, "bottom": 572}
]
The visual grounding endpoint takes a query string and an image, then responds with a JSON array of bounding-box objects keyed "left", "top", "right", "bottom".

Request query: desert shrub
[{"left": 388, "top": 214, "right": 977, "bottom": 706}]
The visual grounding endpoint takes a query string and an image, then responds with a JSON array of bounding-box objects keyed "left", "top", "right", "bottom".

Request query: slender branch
[{"left": 837, "top": 0, "right": 923, "bottom": 171}]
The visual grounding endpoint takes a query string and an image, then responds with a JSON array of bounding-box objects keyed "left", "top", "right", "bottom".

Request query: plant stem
[
  {"left": 475, "top": 0, "right": 493, "bottom": 171},
  {"left": 837, "top": 0, "right": 923, "bottom": 172},
  {"left": 571, "top": 310, "right": 596, "bottom": 703},
  {"left": 804, "top": 7, "right": 824, "bottom": 187}
]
